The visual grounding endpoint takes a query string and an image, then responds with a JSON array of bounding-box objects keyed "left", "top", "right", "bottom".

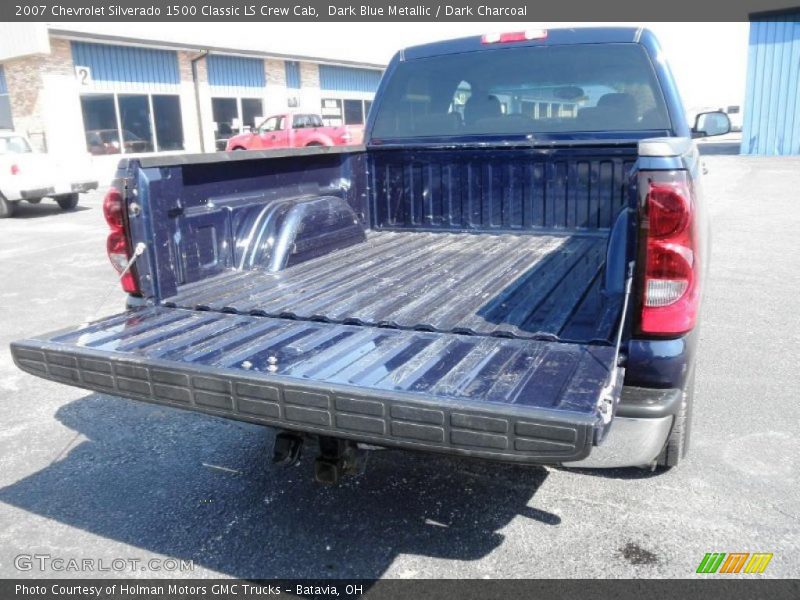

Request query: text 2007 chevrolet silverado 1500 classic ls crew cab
[{"left": 11, "top": 28, "right": 731, "bottom": 483}]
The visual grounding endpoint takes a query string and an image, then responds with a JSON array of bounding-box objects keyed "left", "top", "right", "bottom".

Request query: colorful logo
[{"left": 696, "top": 552, "right": 773, "bottom": 574}]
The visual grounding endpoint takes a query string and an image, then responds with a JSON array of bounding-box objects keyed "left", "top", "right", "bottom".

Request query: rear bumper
[
  {"left": 18, "top": 180, "right": 98, "bottom": 199},
  {"left": 564, "top": 386, "right": 681, "bottom": 468},
  {"left": 20, "top": 187, "right": 53, "bottom": 200},
  {"left": 70, "top": 180, "right": 98, "bottom": 193}
]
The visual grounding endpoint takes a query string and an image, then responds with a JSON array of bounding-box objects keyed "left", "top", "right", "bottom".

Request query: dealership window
[
  {"left": 0, "top": 93, "right": 11, "bottom": 130},
  {"left": 118, "top": 95, "right": 154, "bottom": 152},
  {"left": 241, "top": 99, "right": 263, "bottom": 130},
  {"left": 212, "top": 98, "right": 237, "bottom": 139},
  {"left": 0, "top": 65, "right": 11, "bottom": 130},
  {"left": 212, "top": 97, "right": 263, "bottom": 149},
  {"left": 152, "top": 95, "right": 183, "bottom": 151},
  {"left": 80, "top": 93, "right": 183, "bottom": 155},
  {"left": 320, "top": 99, "right": 342, "bottom": 126},
  {"left": 321, "top": 98, "right": 373, "bottom": 126},
  {"left": 343, "top": 100, "right": 364, "bottom": 126}
]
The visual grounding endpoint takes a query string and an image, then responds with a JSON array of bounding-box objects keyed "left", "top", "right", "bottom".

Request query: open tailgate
[{"left": 11, "top": 307, "right": 622, "bottom": 464}]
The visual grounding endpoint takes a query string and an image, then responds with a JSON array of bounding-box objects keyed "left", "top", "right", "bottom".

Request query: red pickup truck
[{"left": 225, "top": 113, "right": 364, "bottom": 151}]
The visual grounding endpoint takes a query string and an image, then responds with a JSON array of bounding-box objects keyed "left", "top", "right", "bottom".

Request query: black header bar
[
  {"left": 3, "top": 579, "right": 800, "bottom": 600},
  {"left": 3, "top": 0, "right": 800, "bottom": 21}
]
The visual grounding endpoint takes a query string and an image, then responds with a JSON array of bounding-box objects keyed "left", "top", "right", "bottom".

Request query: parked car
[
  {"left": 0, "top": 132, "right": 98, "bottom": 218},
  {"left": 86, "top": 129, "right": 151, "bottom": 155},
  {"left": 225, "top": 112, "right": 363, "bottom": 151},
  {"left": 11, "top": 28, "right": 730, "bottom": 483}
]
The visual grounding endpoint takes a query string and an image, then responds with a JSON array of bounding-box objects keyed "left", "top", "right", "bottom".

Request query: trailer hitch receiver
[{"left": 314, "top": 437, "right": 367, "bottom": 485}]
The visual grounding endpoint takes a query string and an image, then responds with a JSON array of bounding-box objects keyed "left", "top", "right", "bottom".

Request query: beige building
[{"left": 0, "top": 24, "right": 384, "bottom": 177}]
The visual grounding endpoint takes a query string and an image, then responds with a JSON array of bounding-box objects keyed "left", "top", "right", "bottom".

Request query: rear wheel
[
  {"left": 306, "top": 142, "right": 323, "bottom": 147},
  {"left": 26, "top": 197, "right": 42, "bottom": 204},
  {"left": 657, "top": 369, "right": 695, "bottom": 468},
  {"left": 231, "top": 146, "right": 246, "bottom": 151},
  {"left": 0, "top": 195, "right": 15, "bottom": 218},
  {"left": 55, "top": 193, "right": 79, "bottom": 211}
]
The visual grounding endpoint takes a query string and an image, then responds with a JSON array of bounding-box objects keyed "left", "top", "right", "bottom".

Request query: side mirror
[{"left": 692, "top": 111, "right": 731, "bottom": 138}]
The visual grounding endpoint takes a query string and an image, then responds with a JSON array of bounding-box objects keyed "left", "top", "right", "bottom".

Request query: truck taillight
[
  {"left": 10, "top": 164, "right": 20, "bottom": 175},
  {"left": 639, "top": 174, "right": 699, "bottom": 336},
  {"left": 103, "top": 187, "right": 124, "bottom": 229},
  {"left": 103, "top": 186, "right": 140, "bottom": 295}
]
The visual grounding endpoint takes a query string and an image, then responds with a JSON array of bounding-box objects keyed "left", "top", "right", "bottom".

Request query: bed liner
[{"left": 165, "top": 230, "right": 622, "bottom": 344}]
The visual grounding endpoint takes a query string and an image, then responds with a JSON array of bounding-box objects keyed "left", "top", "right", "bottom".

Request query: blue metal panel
[
  {"left": 319, "top": 65, "right": 382, "bottom": 93},
  {"left": 71, "top": 41, "right": 179, "bottom": 85},
  {"left": 742, "top": 17, "right": 800, "bottom": 155},
  {"left": 285, "top": 60, "right": 301, "bottom": 89},
  {"left": 0, "top": 66, "right": 7, "bottom": 94},
  {"left": 207, "top": 55, "right": 265, "bottom": 88}
]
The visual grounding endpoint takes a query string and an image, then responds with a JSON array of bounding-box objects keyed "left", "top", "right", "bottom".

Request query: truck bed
[{"left": 164, "top": 230, "right": 621, "bottom": 344}]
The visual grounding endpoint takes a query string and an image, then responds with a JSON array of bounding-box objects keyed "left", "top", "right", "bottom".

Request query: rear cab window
[
  {"left": 0, "top": 135, "right": 32, "bottom": 154},
  {"left": 371, "top": 43, "right": 671, "bottom": 140}
]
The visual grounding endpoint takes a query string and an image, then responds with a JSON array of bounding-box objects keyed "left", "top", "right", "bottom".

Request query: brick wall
[
  {"left": 3, "top": 37, "right": 74, "bottom": 151},
  {"left": 4, "top": 55, "right": 45, "bottom": 148},
  {"left": 265, "top": 58, "right": 286, "bottom": 87},
  {"left": 41, "top": 38, "right": 73, "bottom": 76},
  {"left": 298, "top": 62, "right": 321, "bottom": 114},
  {"left": 181, "top": 51, "right": 208, "bottom": 83},
  {"left": 299, "top": 61, "right": 320, "bottom": 90},
  {"left": 176, "top": 51, "right": 206, "bottom": 153}
]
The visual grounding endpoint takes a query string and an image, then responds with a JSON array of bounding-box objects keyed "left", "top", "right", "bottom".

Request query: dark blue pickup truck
[{"left": 12, "top": 28, "right": 730, "bottom": 482}]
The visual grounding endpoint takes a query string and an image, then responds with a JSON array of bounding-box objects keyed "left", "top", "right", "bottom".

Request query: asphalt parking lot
[{"left": 0, "top": 155, "right": 798, "bottom": 579}]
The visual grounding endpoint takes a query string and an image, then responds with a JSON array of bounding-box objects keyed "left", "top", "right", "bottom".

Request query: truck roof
[{"left": 401, "top": 27, "right": 650, "bottom": 61}]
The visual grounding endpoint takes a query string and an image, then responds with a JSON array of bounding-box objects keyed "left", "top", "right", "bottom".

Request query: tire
[
  {"left": 306, "top": 142, "right": 323, "bottom": 147},
  {"left": 0, "top": 195, "right": 15, "bottom": 218},
  {"left": 657, "top": 368, "right": 696, "bottom": 468},
  {"left": 26, "top": 197, "right": 42, "bottom": 204},
  {"left": 231, "top": 146, "right": 246, "bottom": 151},
  {"left": 55, "top": 193, "right": 79, "bottom": 211}
]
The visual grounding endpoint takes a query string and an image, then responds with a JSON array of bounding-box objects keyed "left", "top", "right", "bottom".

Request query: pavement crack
[{"left": 49, "top": 431, "right": 82, "bottom": 465}]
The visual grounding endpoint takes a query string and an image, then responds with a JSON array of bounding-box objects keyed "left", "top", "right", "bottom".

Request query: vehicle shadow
[
  {"left": 0, "top": 393, "right": 558, "bottom": 579},
  {"left": 558, "top": 465, "right": 664, "bottom": 480},
  {"left": 10, "top": 203, "right": 91, "bottom": 219}
]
